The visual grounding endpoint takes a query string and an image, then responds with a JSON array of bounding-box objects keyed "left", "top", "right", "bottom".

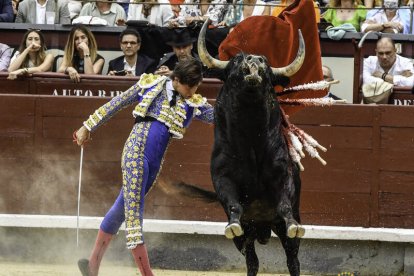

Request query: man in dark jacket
[
  {"left": 155, "top": 28, "right": 219, "bottom": 78},
  {"left": 154, "top": 28, "right": 199, "bottom": 76},
  {"left": 107, "top": 28, "right": 157, "bottom": 76},
  {"left": 0, "top": 0, "right": 14, "bottom": 22}
]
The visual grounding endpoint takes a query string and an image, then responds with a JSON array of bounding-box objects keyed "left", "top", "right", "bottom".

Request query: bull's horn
[
  {"left": 272, "top": 30, "right": 305, "bottom": 77},
  {"left": 197, "top": 20, "right": 229, "bottom": 69}
]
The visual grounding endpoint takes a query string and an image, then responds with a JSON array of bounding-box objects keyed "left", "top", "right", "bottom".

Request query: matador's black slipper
[{"left": 77, "top": 258, "right": 90, "bottom": 276}]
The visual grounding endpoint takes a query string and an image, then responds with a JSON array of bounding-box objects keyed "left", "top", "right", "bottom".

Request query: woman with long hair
[
  {"left": 58, "top": 25, "right": 105, "bottom": 83},
  {"left": 7, "top": 29, "right": 54, "bottom": 80}
]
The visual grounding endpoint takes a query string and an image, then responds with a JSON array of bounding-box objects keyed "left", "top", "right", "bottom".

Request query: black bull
[{"left": 187, "top": 21, "right": 307, "bottom": 276}]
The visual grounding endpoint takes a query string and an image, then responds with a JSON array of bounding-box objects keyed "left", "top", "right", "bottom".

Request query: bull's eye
[{"left": 258, "top": 57, "right": 264, "bottom": 63}]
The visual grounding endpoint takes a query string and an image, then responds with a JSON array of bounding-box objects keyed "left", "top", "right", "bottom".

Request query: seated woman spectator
[
  {"left": 361, "top": 0, "right": 405, "bottom": 33},
  {"left": 79, "top": 0, "right": 126, "bottom": 26},
  {"left": 224, "top": 0, "right": 270, "bottom": 28},
  {"left": 15, "top": 0, "right": 71, "bottom": 24},
  {"left": 323, "top": 0, "right": 367, "bottom": 31},
  {"left": 58, "top": 25, "right": 105, "bottom": 83},
  {"left": 169, "top": 0, "right": 228, "bottom": 27},
  {"left": 7, "top": 29, "right": 54, "bottom": 80},
  {"left": 272, "top": 0, "right": 320, "bottom": 22},
  {"left": 125, "top": 0, "right": 174, "bottom": 27}
]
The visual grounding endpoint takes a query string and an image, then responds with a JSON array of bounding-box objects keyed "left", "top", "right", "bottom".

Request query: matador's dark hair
[{"left": 170, "top": 58, "right": 203, "bottom": 87}]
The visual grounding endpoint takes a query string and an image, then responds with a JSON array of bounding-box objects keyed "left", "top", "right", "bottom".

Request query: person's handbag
[{"left": 362, "top": 80, "right": 393, "bottom": 104}]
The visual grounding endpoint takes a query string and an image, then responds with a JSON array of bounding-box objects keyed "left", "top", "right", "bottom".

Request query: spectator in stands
[
  {"left": 15, "top": 0, "right": 71, "bottom": 24},
  {"left": 272, "top": 0, "right": 320, "bottom": 22},
  {"left": 58, "top": 25, "right": 105, "bottom": 83},
  {"left": 107, "top": 29, "right": 157, "bottom": 76},
  {"left": 363, "top": 37, "right": 414, "bottom": 87},
  {"left": 0, "top": 43, "right": 12, "bottom": 71},
  {"left": 123, "top": 0, "right": 174, "bottom": 27},
  {"left": 7, "top": 29, "right": 54, "bottom": 80},
  {"left": 79, "top": 0, "right": 126, "bottom": 26},
  {"left": 0, "top": 0, "right": 14, "bottom": 22},
  {"left": 322, "top": 0, "right": 367, "bottom": 31},
  {"left": 169, "top": 0, "right": 183, "bottom": 18},
  {"left": 364, "top": 0, "right": 382, "bottom": 8},
  {"left": 322, "top": 64, "right": 342, "bottom": 99},
  {"left": 11, "top": 0, "right": 19, "bottom": 20},
  {"left": 155, "top": 28, "right": 198, "bottom": 76},
  {"left": 169, "top": 0, "right": 228, "bottom": 28},
  {"left": 68, "top": 0, "right": 82, "bottom": 21},
  {"left": 361, "top": 0, "right": 405, "bottom": 33},
  {"left": 223, "top": 0, "right": 270, "bottom": 28}
]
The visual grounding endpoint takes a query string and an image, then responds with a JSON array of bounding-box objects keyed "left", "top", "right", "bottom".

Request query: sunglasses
[{"left": 121, "top": 41, "right": 139, "bottom": 46}]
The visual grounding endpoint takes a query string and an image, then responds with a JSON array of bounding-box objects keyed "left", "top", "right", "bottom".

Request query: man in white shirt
[
  {"left": 363, "top": 37, "right": 414, "bottom": 87},
  {"left": 126, "top": 0, "right": 173, "bottom": 27},
  {"left": 15, "top": 0, "right": 70, "bottom": 24},
  {"left": 79, "top": 0, "right": 126, "bottom": 26},
  {"left": 0, "top": 43, "right": 12, "bottom": 71}
]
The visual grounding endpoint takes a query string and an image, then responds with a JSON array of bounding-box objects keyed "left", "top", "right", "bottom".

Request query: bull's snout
[{"left": 243, "top": 55, "right": 264, "bottom": 85}]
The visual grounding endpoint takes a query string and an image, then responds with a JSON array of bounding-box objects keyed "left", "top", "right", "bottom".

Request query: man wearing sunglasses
[{"left": 107, "top": 28, "right": 157, "bottom": 77}]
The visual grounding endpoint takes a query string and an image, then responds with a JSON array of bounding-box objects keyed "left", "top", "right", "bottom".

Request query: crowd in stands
[
  {"left": 1, "top": 0, "right": 414, "bottom": 33},
  {"left": 1, "top": 0, "right": 414, "bottom": 95},
  {"left": 0, "top": 25, "right": 217, "bottom": 82},
  {"left": 0, "top": 0, "right": 414, "bottom": 31}
]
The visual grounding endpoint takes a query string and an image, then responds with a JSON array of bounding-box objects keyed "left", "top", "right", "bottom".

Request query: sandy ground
[{"left": 0, "top": 262, "right": 296, "bottom": 276}]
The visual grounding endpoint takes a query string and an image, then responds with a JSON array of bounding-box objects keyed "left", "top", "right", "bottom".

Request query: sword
[{"left": 77, "top": 145, "right": 84, "bottom": 247}]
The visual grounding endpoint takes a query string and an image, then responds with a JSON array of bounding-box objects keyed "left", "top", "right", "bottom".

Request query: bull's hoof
[
  {"left": 287, "top": 224, "right": 305, "bottom": 238},
  {"left": 224, "top": 223, "right": 244, "bottom": 239}
]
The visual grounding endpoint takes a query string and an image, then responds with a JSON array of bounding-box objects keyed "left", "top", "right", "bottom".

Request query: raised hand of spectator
[
  {"left": 77, "top": 41, "right": 90, "bottom": 55},
  {"left": 28, "top": 41, "right": 41, "bottom": 52}
]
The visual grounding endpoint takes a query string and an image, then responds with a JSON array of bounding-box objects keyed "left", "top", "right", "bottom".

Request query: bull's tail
[{"left": 173, "top": 181, "right": 217, "bottom": 203}]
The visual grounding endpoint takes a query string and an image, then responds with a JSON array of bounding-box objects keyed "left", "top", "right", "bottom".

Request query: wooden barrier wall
[{"left": 1, "top": 75, "right": 414, "bottom": 229}]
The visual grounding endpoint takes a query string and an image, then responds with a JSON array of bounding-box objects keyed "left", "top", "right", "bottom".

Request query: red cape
[{"left": 218, "top": 0, "right": 325, "bottom": 114}]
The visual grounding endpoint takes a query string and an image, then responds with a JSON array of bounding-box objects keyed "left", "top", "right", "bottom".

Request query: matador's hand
[{"left": 73, "top": 126, "right": 90, "bottom": 146}]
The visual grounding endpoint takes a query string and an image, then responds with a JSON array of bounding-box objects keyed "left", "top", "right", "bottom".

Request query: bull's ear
[
  {"left": 272, "top": 74, "right": 290, "bottom": 88},
  {"left": 204, "top": 67, "right": 226, "bottom": 81}
]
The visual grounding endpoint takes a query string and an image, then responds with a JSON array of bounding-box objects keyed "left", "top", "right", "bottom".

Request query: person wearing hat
[{"left": 154, "top": 28, "right": 199, "bottom": 76}]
